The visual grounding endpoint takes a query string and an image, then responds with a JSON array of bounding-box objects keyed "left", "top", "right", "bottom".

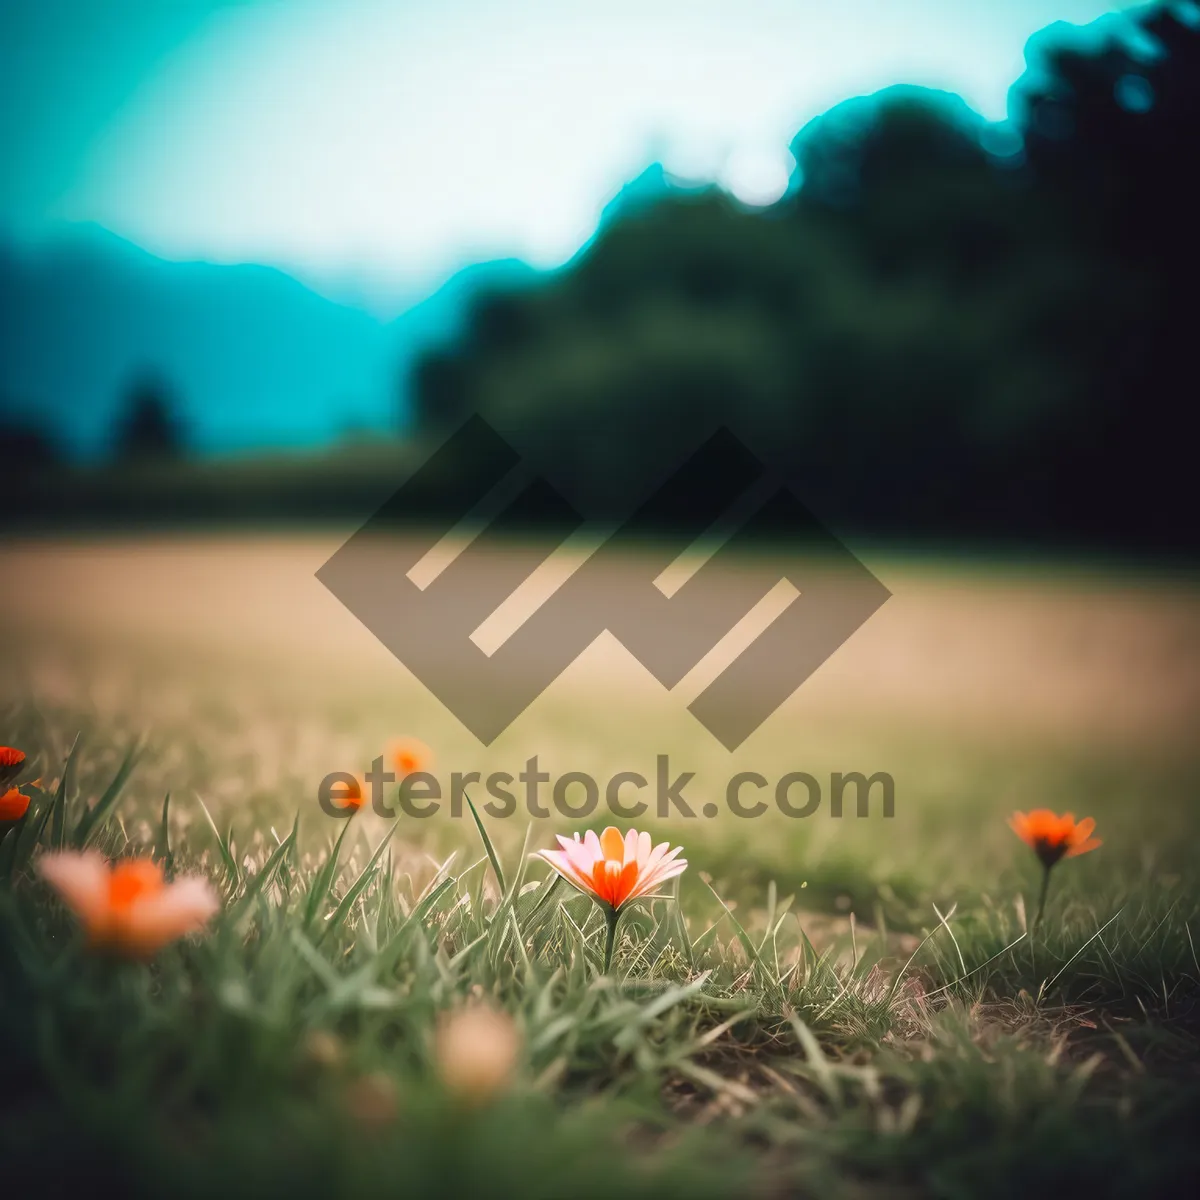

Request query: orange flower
[
  {"left": 1009, "top": 809, "right": 1101, "bottom": 869},
  {"left": 0, "top": 786, "right": 30, "bottom": 822},
  {"left": 387, "top": 737, "right": 432, "bottom": 778},
  {"left": 538, "top": 827, "right": 687, "bottom": 910},
  {"left": 0, "top": 745, "right": 26, "bottom": 789},
  {"left": 537, "top": 827, "right": 687, "bottom": 972},
  {"left": 37, "top": 851, "right": 219, "bottom": 957},
  {"left": 333, "top": 775, "right": 367, "bottom": 812}
]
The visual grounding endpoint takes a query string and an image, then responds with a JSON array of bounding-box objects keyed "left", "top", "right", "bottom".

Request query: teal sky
[{"left": 2, "top": 0, "right": 1138, "bottom": 309}]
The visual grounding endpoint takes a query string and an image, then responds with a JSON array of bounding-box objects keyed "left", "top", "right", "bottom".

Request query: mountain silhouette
[{"left": 0, "top": 225, "right": 534, "bottom": 458}]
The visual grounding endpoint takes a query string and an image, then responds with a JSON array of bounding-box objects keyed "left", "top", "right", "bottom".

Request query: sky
[{"left": 1, "top": 0, "right": 1139, "bottom": 313}]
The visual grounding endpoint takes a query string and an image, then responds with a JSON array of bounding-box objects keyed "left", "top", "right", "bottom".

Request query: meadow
[{"left": 2, "top": 534, "right": 1198, "bottom": 1198}]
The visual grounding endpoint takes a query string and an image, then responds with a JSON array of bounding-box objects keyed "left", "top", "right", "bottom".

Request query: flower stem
[
  {"left": 1034, "top": 864, "right": 1052, "bottom": 929},
  {"left": 602, "top": 906, "right": 620, "bottom": 974}
]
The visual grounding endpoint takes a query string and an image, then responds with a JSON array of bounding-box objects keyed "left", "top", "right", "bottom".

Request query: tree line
[{"left": 410, "top": 5, "right": 1200, "bottom": 552}]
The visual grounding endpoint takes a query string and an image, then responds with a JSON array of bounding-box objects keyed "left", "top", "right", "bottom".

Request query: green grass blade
[
  {"left": 156, "top": 793, "right": 173, "bottom": 876},
  {"left": 702, "top": 877, "right": 760, "bottom": 967},
  {"left": 319, "top": 822, "right": 396, "bottom": 943},
  {"left": 193, "top": 791, "right": 238, "bottom": 878},
  {"left": 49, "top": 731, "right": 81, "bottom": 851},
  {"left": 787, "top": 1014, "right": 841, "bottom": 1104},
  {"left": 8, "top": 731, "right": 84, "bottom": 871},
  {"left": 7, "top": 790, "right": 53, "bottom": 876},
  {"left": 74, "top": 737, "right": 142, "bottom": 848},
  {"left": 673, "top": 877, "right": 695, "bottom": 971},
  {"left": 463, "top": 788, "right": 506, "bottom": 897},
  {"left": 502, "top": 822, "right": 533, "bottom": 908},
  {"left": 303, "top": 818, "right": 356, "bottom": 928},
  {"left": 230, "top": 814, "right": 298, "bottom": 918},
  {"left": 611, "top": 974, "right": 712, "bottom": 1051},
  {"left": 526, "top": 873, "right": 564, "bottom": 924},
  {"left": 376, "top": 876, "right": 456, "bottom": 973}
]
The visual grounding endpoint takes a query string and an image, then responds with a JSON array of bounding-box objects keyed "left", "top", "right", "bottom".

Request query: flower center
[
  {"left": 109, "top": 859, "right": 166, "bottom": 909},
  {"left": 1032, "top": 837, "right": 1067, "bottom": 868},
  {"left": 591, "top": 855, "right": 639, "bottom": 908}
]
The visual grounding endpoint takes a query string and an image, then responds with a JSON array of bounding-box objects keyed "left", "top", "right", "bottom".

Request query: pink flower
[{"left": 536, "top": 826, "right": 687, "bottom": 912}]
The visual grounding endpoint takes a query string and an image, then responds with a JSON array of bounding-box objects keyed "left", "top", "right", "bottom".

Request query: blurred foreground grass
[{"left": 1, "top": 536, "right": 1198, "bottom": 1197}]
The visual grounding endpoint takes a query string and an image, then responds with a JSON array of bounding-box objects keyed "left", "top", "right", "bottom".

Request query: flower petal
[
  {"left": 623, "top": 828, "right": 640, "bottom": 867},
  {"left": 116, "top": 876, "right": 219, "bottom": 956},
  {"left": 600, "top": 826, "right": 625, "bottom": 862},
  {"left": 0, "top": 787, "right": 31, "bottom": 821},
  {"left": 582, "top": 829, "right": 602, "bottom": 861},
  {"left": 564, "top": 835, "right": 601, "bottom": 878},
  {"left": 537, "top": 849, "right": 597, "bottom": 896},
  {"left": 612, "top": 860, "right": 640, "bottom": 908},
  {"left": 635, "top": 831, "right": 652, "bottom": 867},
  {"left": 37, "top": 851, "right": 113, "bottom": 940},
  {"left": 634, "top": 855, "right": 688, "bottom": 899},
  {"left": 1071, "top": 816, "right": 1096, "bottom": 843}
]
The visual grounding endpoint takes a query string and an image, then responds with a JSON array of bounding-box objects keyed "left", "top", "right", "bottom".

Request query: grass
[
  {"left": 2, "top": 723, "right": 1198, "bottom": 1198},
  {"left": 2, "top": 542, "right": 1199, "bottom": 1196}
]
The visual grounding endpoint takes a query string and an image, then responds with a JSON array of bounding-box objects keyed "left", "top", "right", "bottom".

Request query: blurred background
[
  {"left": 3, "top": 0, "right": 1197, "bottom": 551},
  {"left": 2, "top": 2, "right": 1198, "bottom": 860}
]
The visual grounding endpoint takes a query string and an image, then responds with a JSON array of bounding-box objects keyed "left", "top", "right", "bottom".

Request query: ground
[{"left": 1, "top": 534, "right": 1198, "bottom": 1198}]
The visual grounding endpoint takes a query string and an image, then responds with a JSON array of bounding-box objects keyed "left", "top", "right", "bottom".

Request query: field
[{"left": 2, "top": 534, "right": 1199, "bottom": 1197}]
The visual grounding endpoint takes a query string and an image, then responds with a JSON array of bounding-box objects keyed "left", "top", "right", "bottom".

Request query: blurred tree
[
  {"left": 113, "top": 375, "right": 186, "bottom": 462},
  {"left": 408, "top": 4, "right": 1200, "bottom": 552},
  {"left": 0, "top": 414, "right": 61, "bottom": 475},
  {"left": 410, "top": 348, "right": 472, "bottom": 434},
  {"left": 1015, "top": 4, "right": 1200, "bottom": 546}
]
